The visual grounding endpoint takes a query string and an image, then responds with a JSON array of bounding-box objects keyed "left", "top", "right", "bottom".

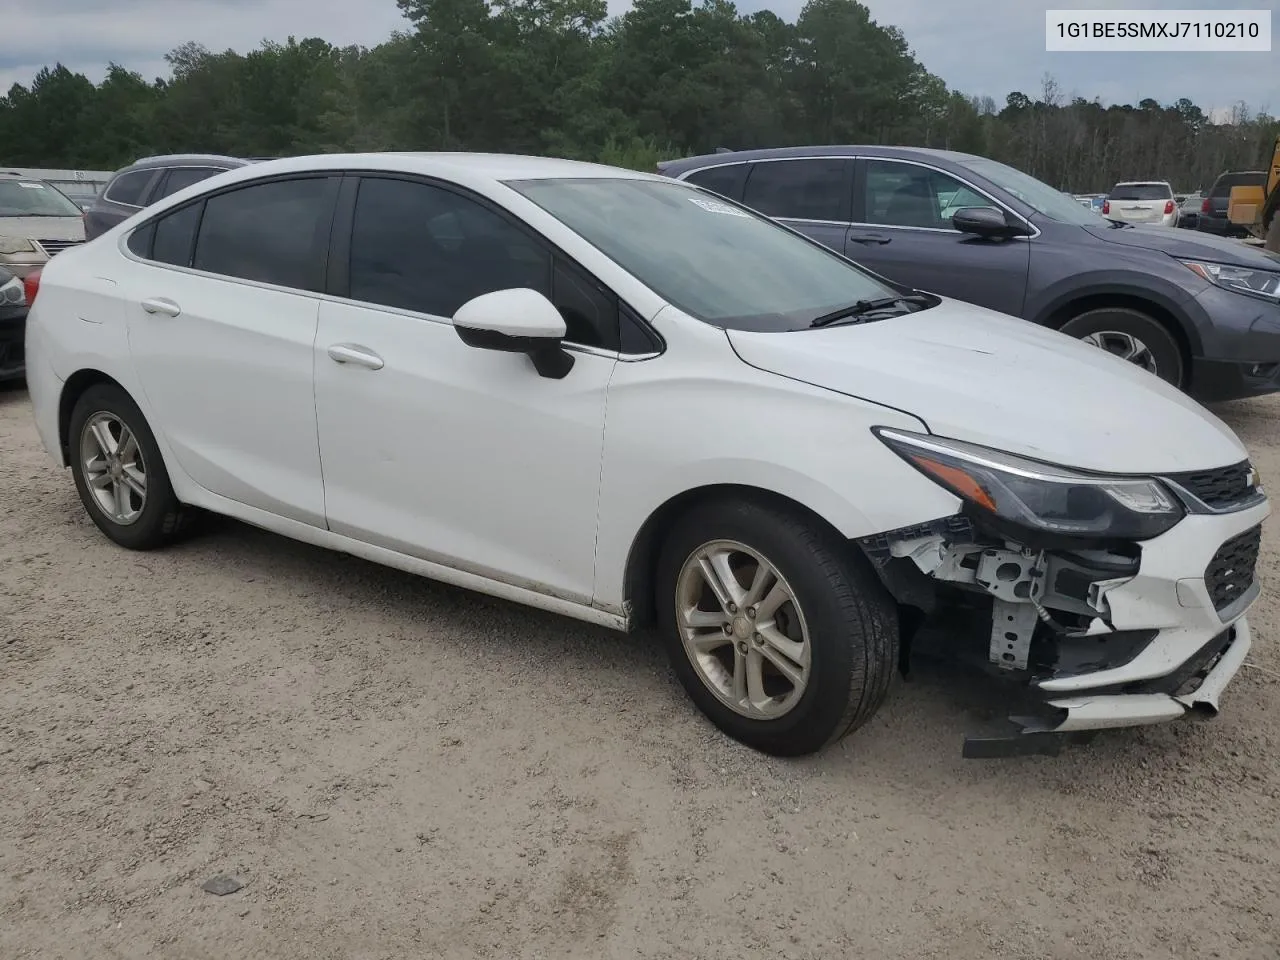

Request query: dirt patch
[{"left": 2, "top": 381, "right": 1279, "bottom": 959}]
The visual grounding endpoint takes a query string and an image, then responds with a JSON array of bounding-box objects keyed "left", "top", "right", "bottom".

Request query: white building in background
[{"left": 1, "top": 167, "right": 113, "bottom": 206}]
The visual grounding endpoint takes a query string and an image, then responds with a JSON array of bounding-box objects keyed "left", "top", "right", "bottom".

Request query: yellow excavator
[{"left": 1228, "top": 134, "right": 1280, "bottom": 253}]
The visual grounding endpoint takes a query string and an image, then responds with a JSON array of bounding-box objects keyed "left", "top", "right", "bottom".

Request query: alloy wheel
[
  {"left": 80, "top": 411, "right": 147, "bottom": 525},
  {"left": 1080, "top": 330, "right": 1159, "bottom": 373},
  {"left": 674, "top": 539, "right": 812, "bottom": 719}
]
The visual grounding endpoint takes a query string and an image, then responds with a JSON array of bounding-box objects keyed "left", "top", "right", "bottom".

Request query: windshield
[
  {"left": 506, "top": 177, "right": 902, "bottom": 331},
  {"left": 1109, "top": 183, "right": 1172, "bottom": 201},
  {"left": 952, "top": 155, "right": 1099, "bottom": 225},
  {"left": 0, "top": 179, "right": 83, "bottom": 217}
]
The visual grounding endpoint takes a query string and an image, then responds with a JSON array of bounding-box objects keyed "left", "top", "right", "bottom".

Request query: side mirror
[
  {"left": 952, "top": 206, "right": 1030, "bottom": 239},
  {"left": 452, "top": 287, "right": 575, "bottom": 380}
]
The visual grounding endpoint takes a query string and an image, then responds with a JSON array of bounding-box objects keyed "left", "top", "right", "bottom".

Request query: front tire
[
  {"left": 1060, "top": 307, "right": 1184, "bottom": 388},
  {"left": 68, "top": 383, "right": 191, "bottom": 550},
  {"left": 655, "top": 498, "right": 898, "bottom": 757}
]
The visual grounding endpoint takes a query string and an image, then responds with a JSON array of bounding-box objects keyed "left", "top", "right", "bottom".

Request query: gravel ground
[{"left": 2, "top": 381, "right": 1279, "bottom": 960}]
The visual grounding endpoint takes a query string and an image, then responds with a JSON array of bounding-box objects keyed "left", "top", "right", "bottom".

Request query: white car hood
[{"left": 726, "top": 299, "right": 1247, "bottom": 474}]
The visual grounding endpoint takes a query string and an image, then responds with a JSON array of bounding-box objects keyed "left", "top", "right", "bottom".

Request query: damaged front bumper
[{"left": 860, "top": 469, "right": 1269, "bottom": 757}]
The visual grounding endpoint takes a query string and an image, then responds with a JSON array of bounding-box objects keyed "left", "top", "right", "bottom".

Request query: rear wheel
[
  {"left": 1060, "top": 307, "right": 1184, "bottom": 388},
  {"left": 68, "top": 383, "right": 192, "bottom": 550},
  {"left": 655, "top": 498, "right": 898, "bottom": 756}
]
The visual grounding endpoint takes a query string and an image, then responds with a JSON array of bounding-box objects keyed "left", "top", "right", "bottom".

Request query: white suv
[
  {"left": 1104, "top": 180, "right": 1179, "bottom": 227},
  {"left": 22, "top": 153, "right": 1268, "bottom": 758}
]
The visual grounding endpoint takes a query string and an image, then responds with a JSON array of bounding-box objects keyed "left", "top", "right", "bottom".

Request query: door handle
[
  {"left": 848, "top": 235, "right": 892, "bottom": 245},
  {"left": 140, "top": 297, "right": 181, "bottom": 317},
  {"left": 327, "top": 343, "right": 385, "bottom": 370}
]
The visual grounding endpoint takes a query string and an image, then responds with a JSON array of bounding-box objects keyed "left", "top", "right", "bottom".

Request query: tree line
[{"left": 1, "top": 0, "right": 1276, "bottom": 194}]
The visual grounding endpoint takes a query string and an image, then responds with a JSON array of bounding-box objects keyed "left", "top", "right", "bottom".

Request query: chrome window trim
[
  {"left": 102, "top": 170, "right": 156, "bottom": 209},
  {"left": 675, "top": 154, "right": 1041, "bottom": 240},
  {"left": 856, "top": 155, "right": 1041, "bottom": 239},
  {"left": 118, "top": 237, "right": 656, "bottom": 361}
]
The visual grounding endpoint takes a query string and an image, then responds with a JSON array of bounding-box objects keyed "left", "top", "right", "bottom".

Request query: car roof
[
  {"left": 657, "top": 145, "right": 989, "bottom": 176},
  {"left": 1113, "top": 180, "right": 1171, "bottom": 186},
  {"left": 174, "top": 152, "right": 664, "bottom": 189},
  {"left": 122, "top": 154, "right": 250, "bottom": 172}
]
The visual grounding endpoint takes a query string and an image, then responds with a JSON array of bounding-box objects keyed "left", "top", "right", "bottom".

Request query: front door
[
  {"left": 313, "top": 175, "right": 618, "bottom": 603},
  {"left": 846, "top": 159, "right": 1031, "bottom": 318}
]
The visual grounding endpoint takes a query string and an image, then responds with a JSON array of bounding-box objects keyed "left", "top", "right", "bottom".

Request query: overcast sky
[{"left": 1, "top": 0, "right": 1276, "bottom": 116}]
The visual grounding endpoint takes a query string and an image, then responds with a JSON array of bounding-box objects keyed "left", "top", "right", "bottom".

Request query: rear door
[
  {"left": 738, "top": 158, "right": 853, "bottom": 253},
  {"left": 846, "top": 158, "right": 1030, "bottom": 317},
  {"left": 122, "top": 174, "right": 339, "bottom": 527}
]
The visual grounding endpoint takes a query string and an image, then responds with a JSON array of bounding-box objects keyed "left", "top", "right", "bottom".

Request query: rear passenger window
[
  {"left": 152, "top": 202, "right": 202, "bottom": 267},
  {"left": 742, "top": 159, "right": 850, "bottom": 222},
  {"left": 156, "top": 167, "right": 221, "bottom": 200},
  {"left": 349, "top": 176, "right": 551, "bottom": 319},
  {"left": 127, "top": 223, "right": 155, "bottom": 259},
  {"left": 193, "top": 177, "right": 338, "bottom": 292},
  {"left": 106, "top": 170, "right": 155, "bottom": 207},
  {"left": 684, "top": 164, "right": 746, "bottom": 200}
]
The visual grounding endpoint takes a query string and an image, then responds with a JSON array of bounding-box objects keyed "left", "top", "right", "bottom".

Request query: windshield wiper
[{"left": 809, "top": 293, "right": 936, "bottom": 328}]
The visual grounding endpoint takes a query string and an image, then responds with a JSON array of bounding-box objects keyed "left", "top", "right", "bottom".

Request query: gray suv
[
  {"left": 83, "top": 155, "right": 251, "bottom": 240},
  {"left": 659, "top": 146, "right": 1280, "bottom": 403}
]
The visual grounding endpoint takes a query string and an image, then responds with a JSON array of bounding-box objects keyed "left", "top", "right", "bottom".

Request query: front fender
[{"left": 591, "top": 342, "right": 961, "bottom": 612}]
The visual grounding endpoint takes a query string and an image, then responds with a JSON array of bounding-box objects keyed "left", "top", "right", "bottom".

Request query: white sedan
[{"left": 23, "top": 153, "right": 1268, "bottom": 757}]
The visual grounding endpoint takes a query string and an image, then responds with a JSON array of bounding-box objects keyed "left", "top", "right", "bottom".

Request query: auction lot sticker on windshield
[
  {"left": 18, "top": 182, "right": 45, "bottom": 189},
  {"left": 689, "top": 196, "right": 750, "bottom": 217}
]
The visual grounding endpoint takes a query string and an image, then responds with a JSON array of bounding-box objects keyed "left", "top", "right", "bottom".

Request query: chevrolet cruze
[{"left": 23, "top": 153, "right": 1269, "bottom": 757}]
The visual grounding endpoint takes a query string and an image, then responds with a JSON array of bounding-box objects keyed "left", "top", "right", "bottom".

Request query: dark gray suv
[
  {"left": 659, "top": 146, "right": 1280, "bottom": 403},
  {"left": 83, "top": 155, "right": 251, "bottom": 240}
]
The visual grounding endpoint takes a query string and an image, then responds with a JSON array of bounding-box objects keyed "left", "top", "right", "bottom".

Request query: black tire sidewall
[
  {"left": 1060, "top": 308, "right": 1185, "bottom": 387},
  {"left": 655, "top": 499, "right": 893, "bottom": 756},
  {"left": 68, "top": 384, "right": 182, "bottom": 549}
]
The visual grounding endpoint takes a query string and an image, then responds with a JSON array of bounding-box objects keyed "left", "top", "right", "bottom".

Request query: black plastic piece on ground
[{"left": 962, "top": 728, "right": 1097, "bottom": 759}]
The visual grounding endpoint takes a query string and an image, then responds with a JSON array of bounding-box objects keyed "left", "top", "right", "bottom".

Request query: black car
[
  {"left": 0, "top": 265, "right": 26, "bottom": 382},
  {"left": 659, "top": 145, "right": 1280, "bottom": 402},
  {"left": 83, "top": 154, "right": 252, "bottom": 240},
  {"left": 1197, "top": 171, "right": 1267, "bottom": 238}
]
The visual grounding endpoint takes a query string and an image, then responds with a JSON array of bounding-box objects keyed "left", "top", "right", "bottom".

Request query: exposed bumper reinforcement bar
[{"left": 961, "top": 618, "right": 1251, "bottom": 758}]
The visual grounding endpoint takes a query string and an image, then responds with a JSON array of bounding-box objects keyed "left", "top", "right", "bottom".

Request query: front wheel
[
  {"left": 655, "top": 498, "right": 899, "bottom": 757},
  {"left": 1060, "top": 307, "right": 1184, "bottom": 388}
]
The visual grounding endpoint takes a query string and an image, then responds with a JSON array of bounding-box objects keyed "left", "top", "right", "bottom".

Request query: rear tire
[
  {"left": 1266, "top": 215, "right": 1280, "bottom": 254},
  {"left": 68, "top": 383, "right": 192, "bottom": 550},
  {"left": 655, "top": 498, "right": 898, "bottom": 757},
  {"left": 1060, "top": 307, "right": 1184, "bottom": 388}
]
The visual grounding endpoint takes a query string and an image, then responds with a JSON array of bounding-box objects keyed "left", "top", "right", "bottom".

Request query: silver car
[{"left": 0, "top": 171, "right": 86, "bottom": 278}]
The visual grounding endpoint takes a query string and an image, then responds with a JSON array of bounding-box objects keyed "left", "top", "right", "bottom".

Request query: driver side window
[
  {"left": 864, "top": 161, "right": 989, "bottom": 230},
  {"left": 348, "top": 177, "right": 619, "bottom": 350}
]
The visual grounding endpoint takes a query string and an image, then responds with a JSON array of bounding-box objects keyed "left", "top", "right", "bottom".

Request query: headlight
[
  {"left": 0, "top": 275, "right": 23, "bottom": 306},
  {"left": 1180, "top": 259, "right": 1280, "bottom": 302},
  {"left": 0, "top": 237, "right": 36, "bottom": 256},
  {"left": 876, "top": 428, "right": 1183, "bottom": 540}
]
